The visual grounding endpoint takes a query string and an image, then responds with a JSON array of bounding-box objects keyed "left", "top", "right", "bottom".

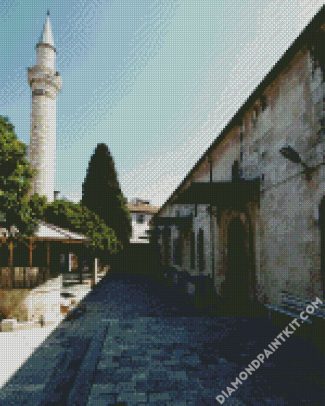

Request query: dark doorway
[
  {"left": 198, "top": 228, "right": 205, "bottom": 272},
  {"left": 225, "top": 217, "right": 250, "bottom": 307},
  {"left": 190, "top": 231, "right": 196, "bottom": 270},
  {"left": 173, "top": 235, "right": 182, "bottom": 267},
  {"left": 162, "top": 227, "right": 171, "bottom": 267},
  {"left": 0, "top": 244, "right": 9, "bottom": 267},
  {"left": 319, "top": 199, "right": 325, "bottom": 298}
]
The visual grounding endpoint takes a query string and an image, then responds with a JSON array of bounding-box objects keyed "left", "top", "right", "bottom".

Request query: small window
[{"left": 136, "top": 214, "right": 145, "bottom": 224}]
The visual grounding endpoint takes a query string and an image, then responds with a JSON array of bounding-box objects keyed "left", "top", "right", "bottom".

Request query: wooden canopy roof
[
  {"left": 174, "top": 179, "right": 260, "bottom": 206},
  {"left": 33, "top": 221, "right": 89, "bottom": 243}
]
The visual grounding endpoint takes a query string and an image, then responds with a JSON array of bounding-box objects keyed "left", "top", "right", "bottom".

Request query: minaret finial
[{"left": 38, "top": 10, "right": 55, "bottom": 47}]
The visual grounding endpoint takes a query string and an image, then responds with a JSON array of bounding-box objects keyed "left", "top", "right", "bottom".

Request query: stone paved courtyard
[{"left": 0, "top": 274, "right": 324, "bottom": 405}]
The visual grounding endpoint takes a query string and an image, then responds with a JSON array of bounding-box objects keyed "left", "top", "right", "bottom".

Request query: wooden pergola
[
  {"left": 1, "top": 221, "right": 89, "bottom": 268},
  {"left": 29, "top": 221, "right": 89, "bottom": 269}
]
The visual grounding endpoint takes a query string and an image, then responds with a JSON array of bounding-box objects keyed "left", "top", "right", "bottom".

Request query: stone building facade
[
  {"left": 128, "top": 199, "right": 159, "bottom": 243},
  {"left": 28, "top": 12, "right": 62, "bottom": 202},
  {"left": 153, "top": 7, "right": 325, "bottom": 307}
]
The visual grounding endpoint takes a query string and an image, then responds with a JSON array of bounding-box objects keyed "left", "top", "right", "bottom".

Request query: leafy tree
[
  {"left": 29, "top": 193, "right": 47, "bottom": 219},
  {"left": 0, "top": 116, "right": 36, "bottom": 235},
  {"left": 82, "top": 143, "right": 131, "bottom": 247},
  {"left": 44, "top": 199, "right": 121, "bottom": 255}
]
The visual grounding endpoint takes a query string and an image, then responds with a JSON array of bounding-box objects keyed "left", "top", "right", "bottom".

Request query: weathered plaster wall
[{"left": 158, "top": 41, "right": 325, "bottom": 305}]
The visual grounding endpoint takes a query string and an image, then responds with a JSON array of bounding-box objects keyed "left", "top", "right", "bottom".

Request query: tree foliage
[
  {"left": 0, "top": 116, "right": 37, "bottom": 235},
  {"left": 44, "top": 199, "right": 121, "bottom": 255},
  {"left": 82, "top": 143, "right": 131, "bottom": 247},
  {"left": 29, "top": 193, "right": 47, "bottom": 219},
  {"left": 0, "top": 117, "right": 123, "bottom": 259}
]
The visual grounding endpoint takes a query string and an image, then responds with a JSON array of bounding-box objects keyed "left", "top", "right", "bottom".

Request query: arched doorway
[{"left": 225, "top": 217, "right": 250, "bottom": 307}]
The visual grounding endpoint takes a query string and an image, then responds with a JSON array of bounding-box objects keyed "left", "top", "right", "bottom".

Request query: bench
[{"left": 265, "top": 291, "right": 325, "bottom": 325}]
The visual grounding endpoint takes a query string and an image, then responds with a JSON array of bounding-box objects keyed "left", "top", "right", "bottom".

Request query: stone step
[
  {"left": 66, "top": 326, "right": 108, "bottom": 406},
  {"left": 35, "top": 337, "right": 91, "bottom": 406}
]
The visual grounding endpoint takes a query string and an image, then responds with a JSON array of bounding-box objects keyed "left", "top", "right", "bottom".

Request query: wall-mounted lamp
[{"left": 279, "top": 145, "right": 315, "bottom": 180}]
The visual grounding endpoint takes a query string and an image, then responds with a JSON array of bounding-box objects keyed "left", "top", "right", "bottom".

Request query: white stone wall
[
  {"left": 0, "top": 275, "right": 62, "bottom": 323},
  {"left": 130, "top": 213, "right": 153, "bottom": 243}
]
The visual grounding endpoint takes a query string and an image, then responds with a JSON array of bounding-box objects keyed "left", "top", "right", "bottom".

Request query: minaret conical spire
[{"left": 38, "top": 11, "right": 55, "bottom": 47}]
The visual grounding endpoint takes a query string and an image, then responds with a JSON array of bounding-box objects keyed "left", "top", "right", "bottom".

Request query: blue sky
[{"left": 0, "top": 0, "right": 323, "bottom": 204}]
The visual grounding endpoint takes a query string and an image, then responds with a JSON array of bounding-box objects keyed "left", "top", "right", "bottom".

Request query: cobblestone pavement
[{"left": 0, "top": 274, "right": 324, "bottom": 405}]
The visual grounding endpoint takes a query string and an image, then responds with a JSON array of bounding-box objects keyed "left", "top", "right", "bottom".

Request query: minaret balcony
[{"left": 28, "top": 67, "right": 62, "bottom": 92}]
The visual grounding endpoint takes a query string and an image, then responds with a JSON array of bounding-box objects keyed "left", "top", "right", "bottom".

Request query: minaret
[{"left": 28, "top": 11, "right": 62, "bottom": 202}]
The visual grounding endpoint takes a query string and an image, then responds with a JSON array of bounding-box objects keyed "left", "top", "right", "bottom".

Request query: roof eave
[{"left": 154, "top": 5, "right": 325, "bottom": 218}]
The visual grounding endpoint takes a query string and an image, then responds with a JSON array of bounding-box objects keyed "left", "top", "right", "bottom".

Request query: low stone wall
[
  {"left": 0, "top": 267, "right": 50, "bottom": 289},
  {"left": 0, "top": 275, "right": 62, "bottom": 323}
]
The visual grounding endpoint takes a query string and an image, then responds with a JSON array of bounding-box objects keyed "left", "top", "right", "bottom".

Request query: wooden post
[
  {"left": 46, "top": 242, "right": 50, "bottom": 268},
  {"left": 23, "top": 266, "right": 27, "bottom": 287},
  {"left": 29, "top": 238, "right": 33, "bottom": 267},
  {"left": 79, "top": 251, "right": 83, "bottom": 285},
  {"left": 68, "top": 253, "right": 73, "bottom": 272},
  {"left": 92, "top": 257, "right": 98, "bottom": 287},
  {"left": 8, "top": 240, "right": 14, "bottom": 267}
]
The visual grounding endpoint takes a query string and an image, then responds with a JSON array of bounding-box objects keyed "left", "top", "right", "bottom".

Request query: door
[{"left": 225, "top": 217, "right": 250, "bottom": 306}]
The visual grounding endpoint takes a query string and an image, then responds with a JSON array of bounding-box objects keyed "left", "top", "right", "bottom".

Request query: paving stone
[
  {"left": 148, "top": 391, "right": 172, "bottom": 402},
  {"left": 0, "top": 274, "right": 324, "bottom": 406}
]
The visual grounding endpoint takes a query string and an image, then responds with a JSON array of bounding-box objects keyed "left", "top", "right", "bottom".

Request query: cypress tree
[{"left": 82, "top": 143, "right": 131, "bottom": 247}]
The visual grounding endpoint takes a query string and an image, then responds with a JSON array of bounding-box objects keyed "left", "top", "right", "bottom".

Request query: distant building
[{"left": 128, "top": 199, "right": 159, "bottom": 244}]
